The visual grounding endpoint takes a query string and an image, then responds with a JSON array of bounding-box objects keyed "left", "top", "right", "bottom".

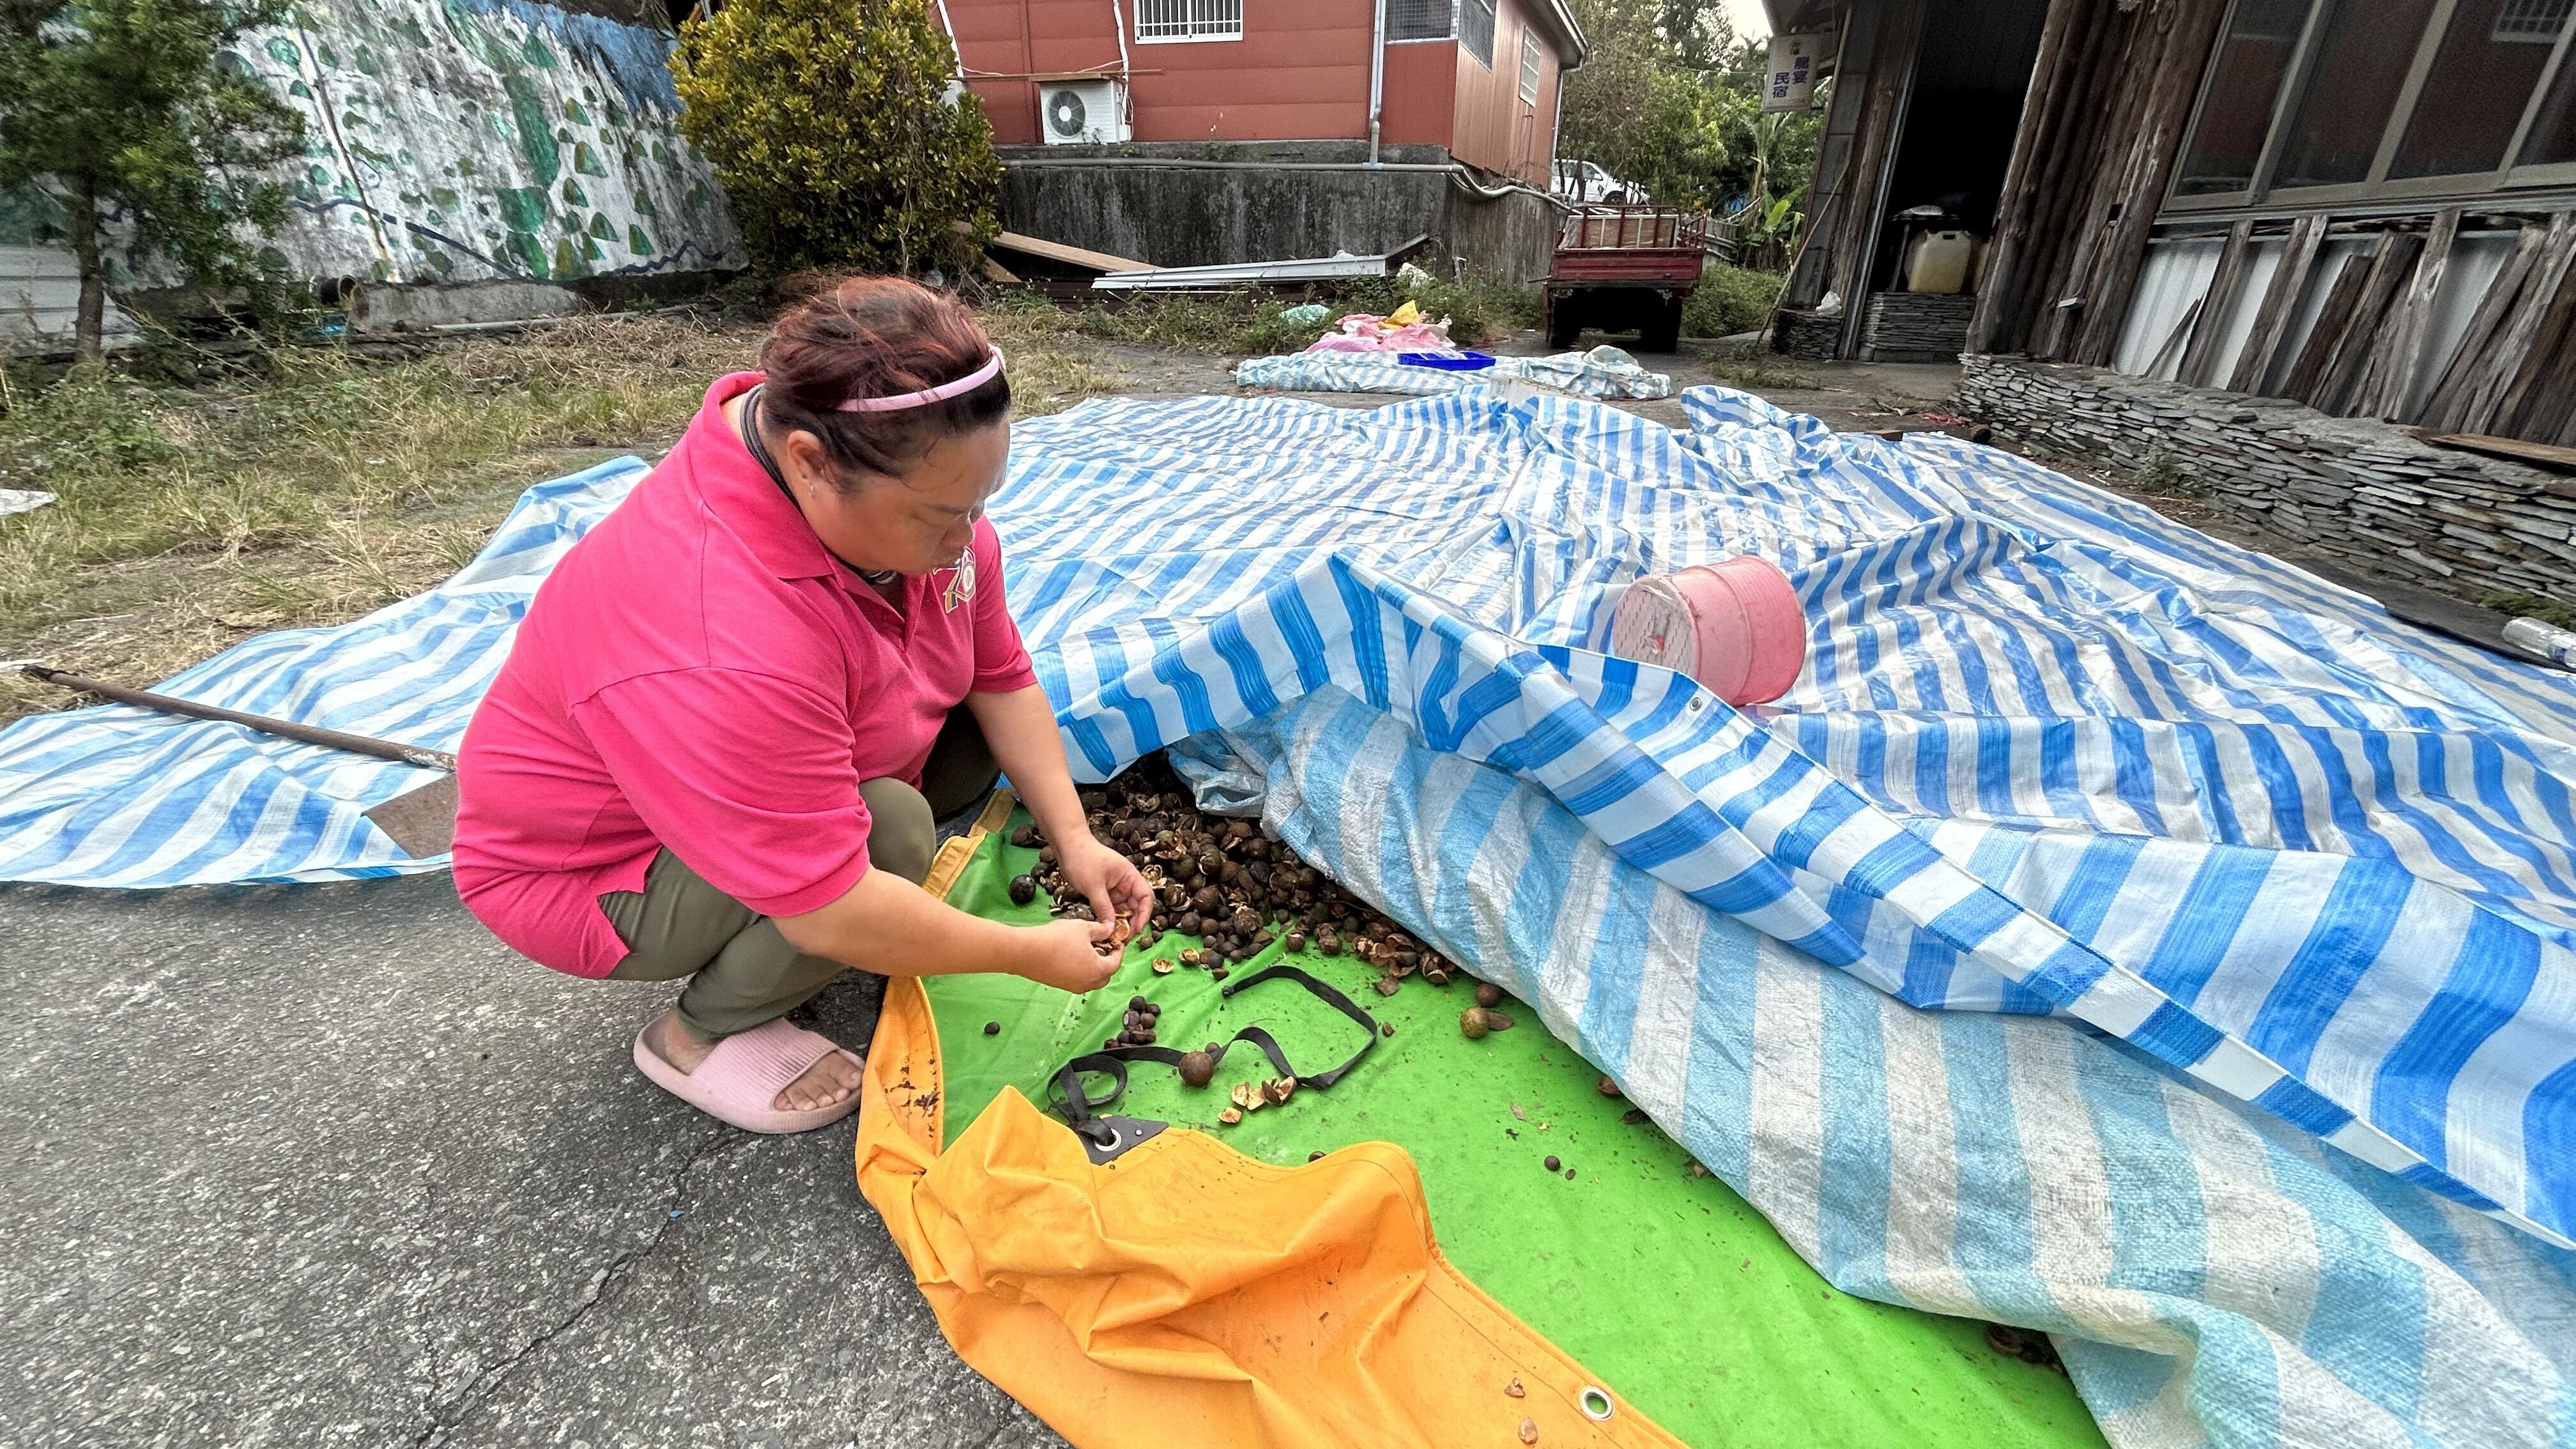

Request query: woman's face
[{"left": 780, "top": 420, "right": 1010, "bottom": 577}]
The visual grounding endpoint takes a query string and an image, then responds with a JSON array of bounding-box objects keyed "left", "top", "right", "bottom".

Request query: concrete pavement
[{"left": 0, "top": 874, "right": 1064, "bottom": 1447}]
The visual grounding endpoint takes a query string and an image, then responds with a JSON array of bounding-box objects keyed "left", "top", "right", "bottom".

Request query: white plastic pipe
[{"left": 1367, "top": 0, "right": 1388, "bottom": 165}]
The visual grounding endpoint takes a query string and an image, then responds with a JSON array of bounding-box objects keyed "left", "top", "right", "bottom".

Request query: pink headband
[{"left": 834, "top": 348, "right": 1006, "bottom": 413}]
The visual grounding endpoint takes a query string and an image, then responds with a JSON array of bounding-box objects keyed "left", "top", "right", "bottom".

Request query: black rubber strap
[
  {"left": 1046, "top": 964, "right": 1380, "bottom": 1133},
  {"left": 1218, "top": 963, "right": 1379, "bottom": 1087}
]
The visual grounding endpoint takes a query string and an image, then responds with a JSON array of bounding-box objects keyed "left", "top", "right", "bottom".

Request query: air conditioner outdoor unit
[{"left": 1039, "top": 79, "right": 1129, "bottom": 144}]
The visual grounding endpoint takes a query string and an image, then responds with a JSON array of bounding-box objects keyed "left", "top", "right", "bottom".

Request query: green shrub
[
  {"left": 1682, "top": 263, "right": 1784, "bottom": 340},
  {"left": 671, "top": 0, "right": 1000, "bottom": 275}
]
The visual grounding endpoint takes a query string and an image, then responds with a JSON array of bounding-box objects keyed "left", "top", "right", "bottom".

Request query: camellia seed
[
  {"left": 983, "top": 1021, "right": 1000, "bottom": 1036},
  {"left": 1475, "top": 982, "right": 1503, "bottom": 1009},
  {"left": 1008, "top": 874, "right": 1038, "bottom": 905},
  {"left": 1177, "top": 1050, "right": 1216, "bottom": 1087},
  {"left": 1460, "top": 1007, "right": 1490, "bottom": 1039},
  {"left": 1544, "top": 1154, "right": 1561, "bottom": 1172}
]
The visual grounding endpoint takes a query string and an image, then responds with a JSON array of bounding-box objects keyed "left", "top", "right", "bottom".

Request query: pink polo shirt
[{"left": 451, "top": 372, "right": 1037, "bottom": 978}]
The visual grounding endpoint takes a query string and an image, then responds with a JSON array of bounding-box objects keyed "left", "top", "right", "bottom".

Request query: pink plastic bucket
[{"left": 1608, "top": 556, "right": 1807, "bottom": 705}]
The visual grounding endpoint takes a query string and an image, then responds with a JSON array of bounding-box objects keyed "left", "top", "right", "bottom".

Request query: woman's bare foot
[{"left": 641, "top": 1011, "right": 863, "bottom": 1113}]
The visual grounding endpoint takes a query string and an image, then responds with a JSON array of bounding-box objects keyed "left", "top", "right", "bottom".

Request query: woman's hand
[
  {"left": 1057, "top": 833, "right": 1155, "bottom": 941},
  {"left": 1016, "top": 919, "right": 1123, "bottom": 994}
]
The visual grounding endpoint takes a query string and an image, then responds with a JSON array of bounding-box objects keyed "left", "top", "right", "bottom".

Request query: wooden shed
[{"left": 1774, "top": 0, "right": 2576, "bottom": 450}]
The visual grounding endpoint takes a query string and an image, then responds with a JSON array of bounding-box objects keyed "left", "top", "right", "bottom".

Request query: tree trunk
[{"left": 65, "top": 176, "right": 106, "bottom": 365}]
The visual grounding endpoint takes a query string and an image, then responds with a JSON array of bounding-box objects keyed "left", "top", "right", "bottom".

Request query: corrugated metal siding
[
  {"left": 2111, "top": 236, "right": 2223, "bottom": 378},
  {"left": 0, "top": 245, "right": 134, "bottom": 354},
  {"left": 2110, "top": 228, "right": 2519, "bottom": 417}
]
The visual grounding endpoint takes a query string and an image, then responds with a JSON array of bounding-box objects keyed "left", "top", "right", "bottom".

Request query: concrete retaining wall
[
  {"left": 1959, "top": 354, "right": 2576, "bottom": 602},
  {"left": 998, "top": 143, "right": 1559, "bottom": 280}
]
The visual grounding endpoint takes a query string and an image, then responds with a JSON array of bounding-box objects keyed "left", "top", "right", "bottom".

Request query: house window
[
  {"left": 2175, "top": 0, "right": 2309, "bottom": 195},
  {"left": 2167, "top": 0, "right": 2576, "bottom": 208},
  {"left": 1389, "top": 0, "right": 1452, "bottom": 41},
  {"left": 1137, "top": 0, "right": 1242, "bottom": 42},
  {"left": 2528, "top": 40, "right": 2576, "bottom": 163},
  {"left": 1460, "top": 0, "right": 1496, "bottom": 66},
  {"left": 1519, "top": 29, "right": 1543, "bottom": 102},
  {"left": 2393, "top": 0, "right": 2572, "bottom": 174}
]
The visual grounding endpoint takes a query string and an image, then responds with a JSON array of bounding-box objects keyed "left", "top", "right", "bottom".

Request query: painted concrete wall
[
  {"left": 0, "top": 0, "right": 740, "bottom": 333},
  {"left": 235, "top": 0, "right": 742, "bottom": 286}
]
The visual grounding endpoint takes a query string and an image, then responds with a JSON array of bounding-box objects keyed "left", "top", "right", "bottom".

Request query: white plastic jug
[{"left": 1905, "top": 230, "right": 1974, "bottom": 294}]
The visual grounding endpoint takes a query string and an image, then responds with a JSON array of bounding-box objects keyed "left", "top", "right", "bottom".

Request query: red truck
[{"left": 1542, "top": 205, "right": 1709, "bottom": 354}]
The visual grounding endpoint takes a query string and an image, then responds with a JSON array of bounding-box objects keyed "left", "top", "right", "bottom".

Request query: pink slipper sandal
[{"left": 631, "top": 1017, "right": 865, "bottom": 1134}]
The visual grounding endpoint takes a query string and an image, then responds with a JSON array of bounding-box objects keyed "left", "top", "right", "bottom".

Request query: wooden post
[
  {"left": 2490, "top": 219, "right": 2576, "bottom": 440},
  {"left": 2418, "top": 220, "right": 2550, "bottom": 433},
  {"left": 2178, "top": 218, "right": 2256, "bottom": 386},
  {"left": 2457, "top": 211, "right": 2576, "bottom": 434},
  {"left": 2313, "top": 229, "right": 2423, "bottom": 415},
  {"left": 2278, "top": 237, "right": 2377, "bottom": 404},
  {"left": 1968, "top": 0, "right": 2088, "bottom": 355},
  {"left": 2227, "top": 213, "right": 2327, "bottom": 395},
  {"left": 2069, "top": 0, "right": 2234, "bottom": 366},
  {"left": 2358, "top": 207, "right": 2461, "bottom": 421}
]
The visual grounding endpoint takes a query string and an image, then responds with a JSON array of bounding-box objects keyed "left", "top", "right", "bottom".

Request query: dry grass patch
[{"left": 0, "top": 306, "right": 1125, "bottom": 724}]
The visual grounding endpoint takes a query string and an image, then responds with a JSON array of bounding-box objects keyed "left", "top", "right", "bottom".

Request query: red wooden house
[{"left": 938, "top": 0, "right": 1586, "bottom": 186}]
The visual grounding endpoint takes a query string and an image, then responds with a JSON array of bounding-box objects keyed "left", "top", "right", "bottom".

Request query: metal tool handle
[{"left": 18, "top": 664, "right": 457, "bottom": 771}]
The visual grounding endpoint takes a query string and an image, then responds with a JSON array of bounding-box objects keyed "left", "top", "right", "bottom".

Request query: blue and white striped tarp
[
  {"left": 4, "top": 386, "right": 2573, "bottom": 1445},
  {"left": 1236, "top": 344, "right": 1673, "bottom": 399},
  {"left": 0, "top": 457, "right": 645, "bottom": 885}
]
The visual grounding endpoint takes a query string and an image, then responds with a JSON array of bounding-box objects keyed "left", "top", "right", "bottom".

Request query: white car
[{"left": 1552, "top": 159, "right": 1646, "bottom": 205}]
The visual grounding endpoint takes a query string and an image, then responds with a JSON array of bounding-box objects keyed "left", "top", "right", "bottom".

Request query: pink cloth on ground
[
  {"left": 451, "top": 371, "right": 1038, "bottom": 978},
  {"left": 1302, "top": 313, "right": 1456, "bottom": 353}
]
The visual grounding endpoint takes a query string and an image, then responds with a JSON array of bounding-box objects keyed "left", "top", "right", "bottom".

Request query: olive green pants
[{"left": 599, "top": 708, "right": 997, "bottom": 1039}]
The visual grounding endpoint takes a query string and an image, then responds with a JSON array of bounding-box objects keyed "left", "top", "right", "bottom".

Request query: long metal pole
[
  {"left": 18, "top": 666, "right": 456, "bottom": 771},
  {"left": 1368, "top": 0, "right": 1389, "bottom": 165}
]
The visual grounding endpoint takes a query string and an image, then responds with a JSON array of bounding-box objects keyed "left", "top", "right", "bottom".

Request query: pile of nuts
[
  {"left": 1013, "top": 755, "right": 1471, "bottom": 999},
  {"left": 1106, "top": 994, "right": 1162, "bottom": 1050}
]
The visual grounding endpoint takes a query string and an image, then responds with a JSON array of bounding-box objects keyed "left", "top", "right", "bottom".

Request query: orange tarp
[{"left": 855, "top": 966, "right": 1688, "bottom": 1448}]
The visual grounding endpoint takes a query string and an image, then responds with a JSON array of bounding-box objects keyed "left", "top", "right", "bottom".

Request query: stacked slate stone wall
[
  {"left": 1958, "top": 355, "right": 2576, "bottom": 602},
  {"left": 1859, "top": 292, "right": 1974, "bottom": 362}
]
